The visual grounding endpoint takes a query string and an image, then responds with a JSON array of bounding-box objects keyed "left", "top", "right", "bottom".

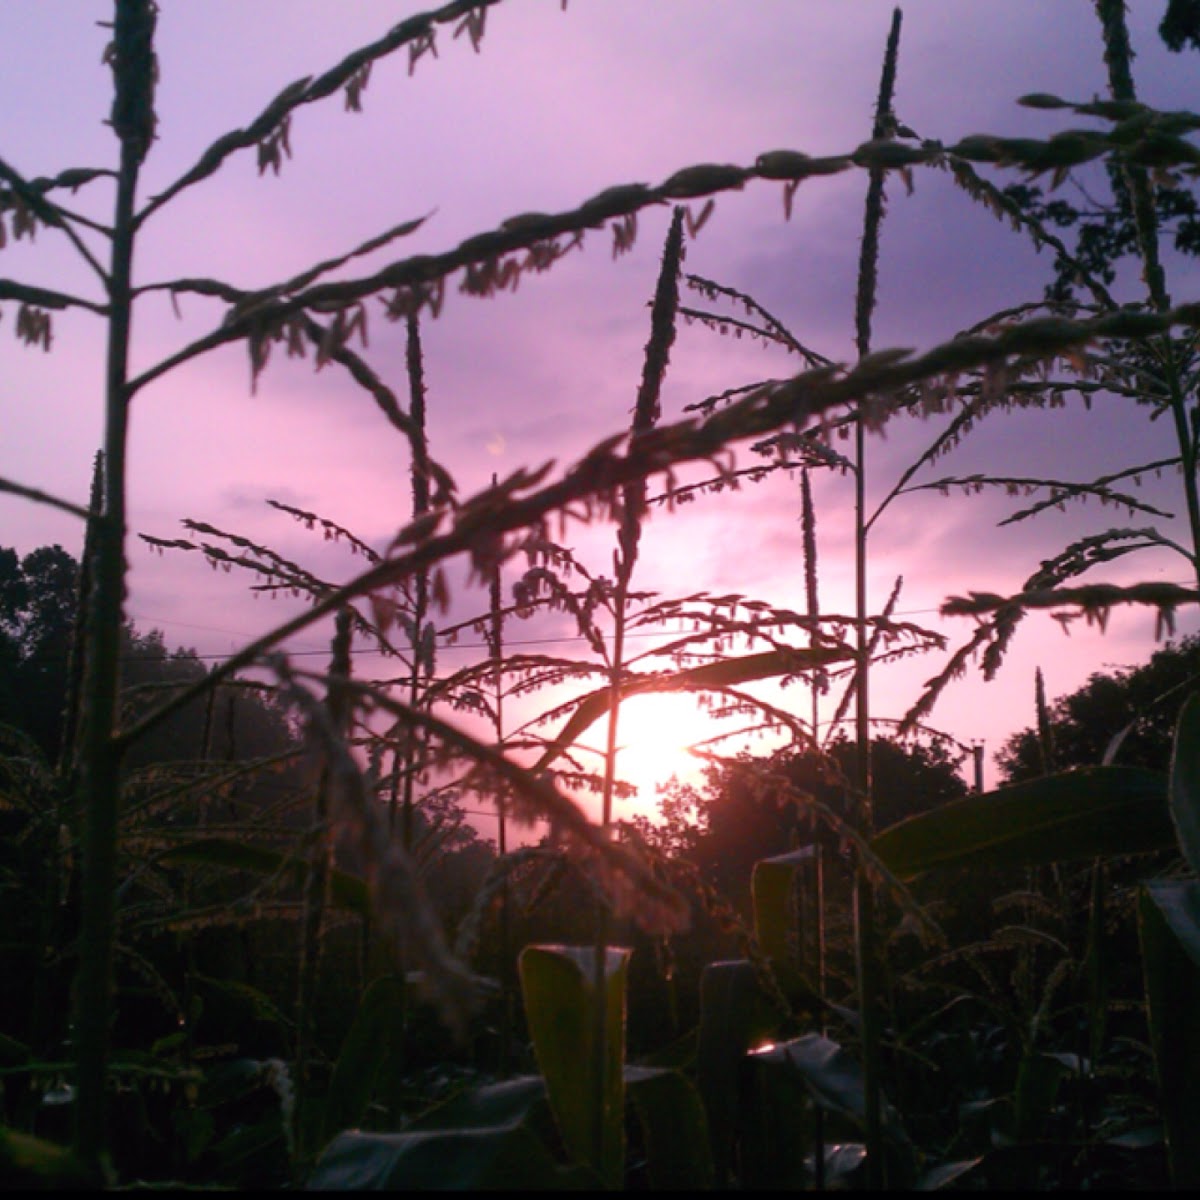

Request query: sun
[{"left": 609, "top": 692, "right": 713, "bottom": 813}]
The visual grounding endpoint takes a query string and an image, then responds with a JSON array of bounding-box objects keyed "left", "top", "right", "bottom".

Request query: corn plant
[
  {"left": 7, "top": 0, "right": 1200, "bottom": 1188},
  {"left": 620, "top": 1, "right": 1200, "bottom": 1183}
]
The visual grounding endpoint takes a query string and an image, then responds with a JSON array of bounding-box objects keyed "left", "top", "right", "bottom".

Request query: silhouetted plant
[{"left": 7, "top": 0, "right": 1200, "bottom": 1188}]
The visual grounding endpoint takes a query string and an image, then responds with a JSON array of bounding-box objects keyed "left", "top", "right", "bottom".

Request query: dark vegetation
[
  {"left": 5, "top": 0, "right": 1200, "bottom": 1189},
  {"left": 999, "top": 633, "right": 1200, "bottom": 778},
  {"left": 0, "top": 538, "right": 1195, "bottom": 1188}
]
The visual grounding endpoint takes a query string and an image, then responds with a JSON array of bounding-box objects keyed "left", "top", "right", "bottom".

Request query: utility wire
[{"left": 123, "top": 584, "right": 1200, "bottom": 665}]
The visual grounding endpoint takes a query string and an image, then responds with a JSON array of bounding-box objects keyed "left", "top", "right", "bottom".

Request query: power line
[
  {"left": 94, "top": 580, "right": 1200, "bottom": 666},
  {"left": 125, "top": 602, "right": 957, "bottom": 664}
]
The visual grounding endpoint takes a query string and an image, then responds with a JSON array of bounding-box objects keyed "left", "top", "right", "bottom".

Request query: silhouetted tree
[
  {"left": 0, "top": 542, "right": 298, "bottom": 772},
  {"left": 997, "top": 634, "right": 1200, "bottom": 781},
  {"left": 0, "top": 544, "right": 80, "bottom": 759},
  {"left": 660, "top": 736, "right": 970, "bottom": 905}
]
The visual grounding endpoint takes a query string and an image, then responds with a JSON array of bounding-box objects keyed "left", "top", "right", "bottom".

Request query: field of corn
[{"left": 4, "top": 0, "right": 1200, "bottom": 1189}]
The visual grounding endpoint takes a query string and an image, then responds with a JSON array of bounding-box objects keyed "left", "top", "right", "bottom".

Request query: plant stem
[
  {"left": 488, "top": 547, "right": 514, "bottom": 1077},
  {"left": 591, "top": 207, "right": 685, "bottom": 1182},
  {"left": 1095, "top": 0, "right": 1200, "bottom": 587},
  {"left": 851, "top": 9, "right": 902, "bottom": 1187},
  {"left": 73, "top": 2, "right": 157, "bottom": 1167},
  {"left": 801, "top": 467, "right": 828, "bottom": 1186},
  {"left": 72, "top": 46, "right": 144, "bottom": 1180},
  {"left": 399, "top": 313, "right": 431, "bottom": 852}
]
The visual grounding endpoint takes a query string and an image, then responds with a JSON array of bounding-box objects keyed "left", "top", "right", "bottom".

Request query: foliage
[
  {"left": 0, "top": 544, "right": 81, "bottom": 761},
  {"left": 4, "top": 0, "right": 1200, "bottom": 1189},
  {"left": 999, "top": 632, "right": 1200, "bottom": 779}
]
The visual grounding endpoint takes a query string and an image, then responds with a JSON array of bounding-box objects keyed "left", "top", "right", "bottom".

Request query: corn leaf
[
  {"left": 915, "top": 1158, "right": 985, "bottom": 1189},
  {"left": 158, "top": 838, "right": 369, "bottom": 916},
  {"left": 871, "top": 767, "right": 1172, "bottom": 880},
  {"left": 406, "top": 1074, "right": 550, "bottom": 1132},
  {"left": 752, "top": 847, "right": 817, "bottom": 965},
  {"left": 308, "top": 1125, "right": 592, "bottom": 1190},
  {"left": 319, "top": 975, "right": 407, "bottom": 1147},
  {"left": 1169, "top": 692, "right": 1200, "bottom": 876},
  {"left": 749, "top": 1034, "right": 915, "bottom": 1187},
  {"left": 623, "top": 1065, "right": 714, "bottom": 1190},
  {"left": 533, "top": 647, "right": 849, "bottom": 774},
  {"left": 0, "top": 1126, "right": 94, "bottom": 1190},
  {"left": 1139, "top": 881, "right": 1200, "bottom": 1188},
  {"left": 518, "top": 944, "right": 630, "bottom": 1188},
  {"left": 696, "top": 959, "right": 781, "bottom": 1185},
  {"left": 749, "top": 1034, "right": 908, "bottom": 1143}
]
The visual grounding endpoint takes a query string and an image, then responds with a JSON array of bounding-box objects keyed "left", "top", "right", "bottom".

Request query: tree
[
  {"left": 0, "top": 542, "right": 298, "bottom": 770},
  {"left": 0, "top": 544, "right": 80, "bottom": 760},
  {"left": 646, "top": 736, "right": 970, "bottom": 908},
  {"left": 997, "top": 634, "right": 1200, "bottom": 781}
]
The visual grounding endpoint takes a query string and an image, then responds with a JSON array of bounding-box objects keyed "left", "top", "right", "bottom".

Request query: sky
[{"left": 3, "top": 1, "right": 1200, "bottom": 837}]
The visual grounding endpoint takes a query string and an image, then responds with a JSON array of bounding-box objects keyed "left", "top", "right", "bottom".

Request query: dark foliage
[
  {"left": 0, "top": 544, "right": 79, "bottom": 761},
  {"left": 998, "top": 633, "right": 1200, "bottom": 780},
  {"left": 997, "top": 8, "right": 1200, "bottom": 305},
  {"left": 0, "top": 542, "right": 298, "bottom": 769},
  {"left": 669, "top": 737, "right": 970, "bottom": 905},
  {"left": 1161, "top": 0, "right": 1200, "bottom": 52},
  {"left": 1004, "top": 176, "right": 1200, "bottom": 304}
]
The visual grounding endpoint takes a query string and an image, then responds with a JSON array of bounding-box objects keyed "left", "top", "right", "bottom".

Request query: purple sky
[{"left": 3, "top": 2, "right": 1199, "bottom": 830}]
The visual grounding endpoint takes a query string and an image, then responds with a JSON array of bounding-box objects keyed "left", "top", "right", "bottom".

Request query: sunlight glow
[{"left": 610, "top": 692, "right": 712, "bottom": 814}]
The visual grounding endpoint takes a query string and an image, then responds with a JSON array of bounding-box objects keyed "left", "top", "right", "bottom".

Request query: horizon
[{"left": 4, "top": 1, "right": 1199, "bottom": 838}]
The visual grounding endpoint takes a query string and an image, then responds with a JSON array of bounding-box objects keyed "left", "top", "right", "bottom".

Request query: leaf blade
[
  {"left": 1169, "top": 692, "right": 1200, "bottom": 874},
  {"left": 871, "top": 766, "right": 1171, "bottom": 880},
  {"left": 533, "top": 648, "right": 848, "bottom": 774}
]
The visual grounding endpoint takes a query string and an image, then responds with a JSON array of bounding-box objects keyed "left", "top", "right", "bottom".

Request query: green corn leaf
[
  {"left": 0, "top": 1126, "right": 95, "bottom": 1190},
  {"left": 696, "top": 959, "right": 781, "bottom": 1185},
  {"left": 1011, "top": 1052, "right": 1068, "bottom": 1145},
  {"left": 915, "top": 1158, "right": 985, "bottom": 1189},
  {"left": 624, "top": 1065, "right": 714, "bottom": 1190},
  {"left": 193, "top": 1058, "right": 275, "bottom": 1110},
  {"left": 398, "top": 1075, "right": 574, "bottom": 1174},
  {"left": 0, "top": 1034, "right": 30, "bottom": 1068},
  {"left": 739, "top": 1040, "right": 815, "bottom": 1188},
  {"left": 749, "top": 1034, "right": 915, "bottom": 1187},
  {"left": 159, "top": 838, "right": 369, "bottom": 916},
  {"left": 1143, "top": 878, "right": 1200, "bottom": 971},
  {"left": 307, "top": 1125, "right": 593, "bottom": 1190},
  {"left": 518, "top": 944, "right": 630, "bottom": 1188},
  {"left": 1169, "top": 693, "right": 1200, "bottom": 876},
  {"left": 532, "top": 648, "right": 850, "bottom": 774},
  {"left": 191, "top": 972, "right": 293, "bottom": 1037},
  {"left": 1139, "top": 881, "right": 1200, "bottom": 1188},
  {"left": 818, "top": 1143, "right": 869, "bottom": 1187},
  {"left": 1017, "top": 92, "right": 1073, "bottom": 109},
  {"left": 319, "top": 975, "right": 407, "bottom": 1147},
  {"left": 405, "top": 1075, "right": 550, "bottom": 1132},
  {"left": 752, "top": 847, "right": 817, "bottom": 965},
  {"left": 871, "top": 766, "right": 1171, "bottom": 880},
  {"left": 749, "top": 1034, "right": 908, "bottom": 1142}
]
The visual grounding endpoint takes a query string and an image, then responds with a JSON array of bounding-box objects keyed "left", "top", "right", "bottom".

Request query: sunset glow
[
  {"left": 610, "top": 692, "right": 713, "bottom": 814},
  {"left": 6, "top": 5, "right": 1200, "bottom": 1185},
  {"left": 2, "top": 1, "right": 1198, "bottom": 809}
]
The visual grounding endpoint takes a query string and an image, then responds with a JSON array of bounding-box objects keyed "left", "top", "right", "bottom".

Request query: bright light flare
[{"left": 610, "top": 692, "right": 712, "bottom": 812}]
